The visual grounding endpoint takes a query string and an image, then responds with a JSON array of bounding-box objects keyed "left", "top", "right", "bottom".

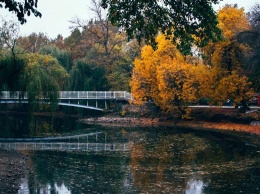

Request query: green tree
[
  {"left": 101, "top": 0, "right": 223, "bottom": 54},
  {"left": 0, "top": 19, "right": 25, "bottom": 88},
  {"left": 39, "top": 45, "right": 72, "bottom": 72},
  {"left": 21, "top": 54, "right": 69, "bottom": 111},
  {"left": 0, "top": 53, "right": 69, "bottom": 111},
  {"left": 0, "top": 52, "right": 25, "bottom": 90},
  {"left": 68, "top": 60, "right": 107, "bottom": 91},
  {"left": 64, "top": 28, "right": 84, "bottom": 60}
]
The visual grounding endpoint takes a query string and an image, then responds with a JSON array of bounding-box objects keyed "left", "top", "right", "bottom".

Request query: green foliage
[
  {"left": 101, "top": 0, "right": 222, "bottom": 54},
  {"left": 39, "top": 45, "right": 73, "bottom": 72},
  {"left": 0, "top": 0, "right": 41, "bottom": 24},
  {"left": 0, "top": 51, "right": 69, "bottom": 111},
  {"left": 107, "top": 70, "right": 130, "bottom": 91},
  {"left": 64, "top": 28, "right": 83, "bottom": 60},
  {"left": 22, "top": 54, "right": 69, "bottom": 110},
  {"left": 0, "top": 51, "right": 25, "bottom": 90},
  {"left": 68, "top": 60, "right": 107, "bottom": 91}
]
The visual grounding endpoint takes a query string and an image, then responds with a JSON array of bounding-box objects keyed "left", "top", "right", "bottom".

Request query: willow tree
[
  {"left": 0, "top": 52, "right": 68, "bottom": 111},
  {"left": 0, "top": 52, "right": 25, "bottom": 91},
  {"left": 21, "top": 54, "right": 69, "bottom": 111},
  {"left": 39, "top": 45, "right": 73, "bottom": 72},
  {"left": 68, "top": 60, "right": 107, "bottom": 91}
]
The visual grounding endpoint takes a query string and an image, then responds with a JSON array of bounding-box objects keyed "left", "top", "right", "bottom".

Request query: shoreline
[
  {"left": 80, "top": 116, "right": 260, "bottom": 135},
  {"left": 0, "top": 149, "right": 27, "bottom": 194},
  {"left": 80, "top": 116, "right": 260, "bottom": 148}
]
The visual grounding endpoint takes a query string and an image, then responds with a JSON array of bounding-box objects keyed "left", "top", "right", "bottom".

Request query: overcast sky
[{"left": 0, "top": 0, "right": 258, "bottom": 39}]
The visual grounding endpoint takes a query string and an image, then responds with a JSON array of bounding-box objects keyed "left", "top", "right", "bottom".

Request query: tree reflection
[
  {"left": 129, "top": 129, "right": 260, "bottom": 193},
  {"left": 13, "top": 126, "right": 260, "bottom": 194}
]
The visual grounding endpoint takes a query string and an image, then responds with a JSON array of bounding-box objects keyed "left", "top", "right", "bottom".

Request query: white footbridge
[
  {"left": 0, "top": 132, "right": 131, "bottom": 152},
  {"left": 0, "top": 142, "right": 131, "bottom": 152},
  {"left": 0, "top": 91, "right": 132, "bottom": 111}
]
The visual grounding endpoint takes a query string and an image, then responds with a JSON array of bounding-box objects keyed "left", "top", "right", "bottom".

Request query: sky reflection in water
[{"left": 0, "top": 115, "right": 259, "bottom": 194}]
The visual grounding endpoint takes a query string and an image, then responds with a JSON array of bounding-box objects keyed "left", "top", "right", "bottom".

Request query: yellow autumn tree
[
  {"left": 131, "top": 8, "right": 253, "bottom": 116},
  {"left": 218, "top": 5, "right": 249, "bottom": 39},
  {"left": 214, "top": 72, "right": 253, "bottom": 105},
  {"left": 130, "top": 34, "right": 180, "bottom": 104},
  {"left": 198, "top": 5, "right": 253, "bottom": 105},
  {"left": 203, "top": 5, "right": 250, "bottom": 71},
  {"left": 131, "top": 34, "right": 201, "bottom": 117},
  {"left": 156, "top": 60, "right": 200, "bottom": 117},
  {"left": 130, "top": 46, "right": 157, "bottom": 103}
]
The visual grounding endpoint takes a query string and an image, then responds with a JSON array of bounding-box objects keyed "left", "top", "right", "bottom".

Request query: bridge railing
[
  {"left": 0, "top": 142, "right": 131, "bottom": 152},
  {"left": 0, "top": 91, "right": 27, "bottom": 99},
  {"left": 0, "top": 91, "right": 132, "bottom": 101},
  {"left": 59, "top": 91, "right": 131, "bottom": 100}
]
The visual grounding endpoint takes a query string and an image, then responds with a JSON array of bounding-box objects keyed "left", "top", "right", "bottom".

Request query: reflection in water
[
  {"left": 20, "top": 178, "right": 71, "bottom": 194},
  {"left": 23, "top": 151, "right": 133, "bottom": 193},
  {"left": 186, "top": 179, "right": 206, "bottom": 194},
  {"left": 0, "top": 115, "right": 260, "bottom": 193}
]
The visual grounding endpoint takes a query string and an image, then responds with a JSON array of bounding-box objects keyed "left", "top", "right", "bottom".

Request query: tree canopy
[
  {"left": 0, "top": 0, "right": 41, "bottom": 24},
  {"left": 2, "top": 0, "right": 223, "bottom": 54},
  {"left": 236, "top": 3, "right": 260, "bottom": 92},
  {"left": 101, "top": 0, "right": 223, "bottom": 54}
]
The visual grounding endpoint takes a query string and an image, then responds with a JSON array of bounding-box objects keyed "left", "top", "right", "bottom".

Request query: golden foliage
[
  {"left": 218, "top": 5, "right": 249, "bottom": 39},
  {"left": 130, "top": 34, "right": 200, "bottom": 117},
  {"left": 130, "top": 31, "right": 254, "bottom": 117},
  {"left": 130, "top": 6, "right": 253, "bottom": 117},
  {"left": 203, "top": 5, "right": 250, "bottom": 71},
  {"left": 156, "top": 60, "right": 198, "bottom": 115},
  {"left": 214, "top": 71, "right": 253, "bottom": 105},
  {"left": 130, "top": 34, "right": 181, "bottom": 103}
]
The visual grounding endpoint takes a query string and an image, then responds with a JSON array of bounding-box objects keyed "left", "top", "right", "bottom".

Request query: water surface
[{"left": 0, "top": 114, "right": 259, "bottom": 193}]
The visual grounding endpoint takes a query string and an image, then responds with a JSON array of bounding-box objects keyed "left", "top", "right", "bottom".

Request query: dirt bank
[
  {"left": 0, "top": 149, "right": 27, "bottom": 194},
  {"left": 81, "top": 107, "right": 260, "bottom": 136},
  {"left": 81, "top": 116, "right": 260, "bottom": 135}
]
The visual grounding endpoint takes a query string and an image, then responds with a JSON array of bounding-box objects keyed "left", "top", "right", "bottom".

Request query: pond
[{"left": 0, "top": 114, "right": 260, "bottom": 194}]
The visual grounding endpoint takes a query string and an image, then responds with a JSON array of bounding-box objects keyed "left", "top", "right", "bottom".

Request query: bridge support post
[
  {"left": 96, "top": 100, "right": 98, "bottom": 108},
  {"left": 105, "top": 100, "right": 107, "bottom": 110}
]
